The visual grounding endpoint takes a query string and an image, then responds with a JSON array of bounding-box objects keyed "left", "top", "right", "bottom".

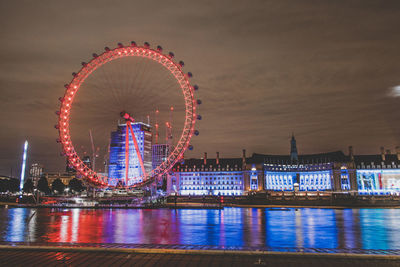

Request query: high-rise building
[
  {"left": 82, "top": 156, "right": 92, "bottom": 169},
  {"left": 29, "top": 163, "right": 43, "bottom": 187},
  {"left": 152, "top": 143, "right": 170, "bottom": 187},
  {"left": 108, "top": 122, "right": 152, "bottom": 186}
]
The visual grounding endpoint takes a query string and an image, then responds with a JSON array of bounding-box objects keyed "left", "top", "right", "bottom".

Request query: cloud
[
  {"left": 388, "top": 86, "right": 400, "bottom": 97},
  {"left": 1, "top": 0, "right": 400, "bottom": 173}
]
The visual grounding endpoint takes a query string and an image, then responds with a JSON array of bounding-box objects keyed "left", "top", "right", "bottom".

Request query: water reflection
[{"left": 1, "top": 207, "right": 399, "bottom": 249}]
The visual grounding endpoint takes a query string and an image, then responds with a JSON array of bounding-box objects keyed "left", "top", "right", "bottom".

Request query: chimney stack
[
  {"left": 396, "top": 146, "right": 400, "bottom": 161},
  {"left": 380, "top": 146, "right": 386, "bottom": 161},
  {"left": 242, "top": 149, "right": 246, "bottom": 167},
  {"left": 348, "top": 146, "right": 354, "bottom": 161},
  {"left": 204, "top": 152, "right": 207, "bottom": 165},
  {"left": 216, "top": 152, "right": 220, "bottom": 165}
]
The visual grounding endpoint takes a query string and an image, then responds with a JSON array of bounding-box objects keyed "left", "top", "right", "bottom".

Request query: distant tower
[
  {"left": 19, "top": 140, "right": 28, "bottom": 191},
  {"left": 290, "top": 134, "right": 298, "bottom": 162}
]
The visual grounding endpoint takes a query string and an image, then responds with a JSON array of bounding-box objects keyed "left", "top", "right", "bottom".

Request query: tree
[
  {"left": 37, "top": 176, "right": 51, "bottom": 194},
  {"left": 9, "top": 178, "right": 20, "bottom": 192},
  {"left": 0, "top": 179, "right": 8, "bottom": 192},
  {"left": 68, "top": 178, "right": 83, "bottom": 193},
  {"left": 22, "top": 179, "right": 34, "bottom": 193},
  {"left": 52, "top": 178, "right": 65, "bottom": 194}
]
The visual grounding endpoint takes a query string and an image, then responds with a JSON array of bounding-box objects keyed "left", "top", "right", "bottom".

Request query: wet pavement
[{"left": 0, "top": 247, "right": 399, "bottom": 267}]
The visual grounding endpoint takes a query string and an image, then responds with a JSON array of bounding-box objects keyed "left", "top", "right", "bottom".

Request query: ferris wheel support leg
[
  {"left": 125, "top": 124, "right": 129, "bottom": 185},
  {"left": 127, "top": 121, "right": 146, "bottom": 178}
]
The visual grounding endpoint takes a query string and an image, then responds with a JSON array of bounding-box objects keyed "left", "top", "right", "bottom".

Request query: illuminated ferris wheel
[{"left": 55, "top": 41, "right": 201, "bottom": 188}]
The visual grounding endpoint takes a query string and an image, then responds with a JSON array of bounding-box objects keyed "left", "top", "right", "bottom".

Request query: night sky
[{"left": 1, "top": 0, "right": 400, "bottom": 175}]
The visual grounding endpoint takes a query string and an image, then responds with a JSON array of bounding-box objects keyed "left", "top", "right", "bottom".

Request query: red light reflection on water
[{"left": 46, "top": 209, "right": 103, "bottom": 243}]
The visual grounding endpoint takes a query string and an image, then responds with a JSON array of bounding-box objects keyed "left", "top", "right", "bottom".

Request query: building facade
[
  {"left": 152, "top": 143, "right": 170, "bottom": 186},
  {"left": 167, "top": 137, "right": 400, "bottom": 196},
  {"left": 43, "top": 172, "right": 76, "bottom": 187},
  {"left": 29, "top": 163, "right": 43, "bottom": 187},
  {"left": 354, "top": 148, "right": 400, "bottom": 195},
  {"left": 168, "top": 153, "right": 245, "bottom": 196}
]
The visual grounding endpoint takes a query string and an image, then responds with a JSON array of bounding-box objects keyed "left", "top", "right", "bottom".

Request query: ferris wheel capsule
[
  {"left": 194, "top": 130, "right": 199, "bottom": 136},
  {"left": 64, "top": 84, "right": 69, "bottom": 89},
  {"left": 54, "top": 124, "right": 60, "bottom": 129},
  {"left": 188, "top": 145, "right": 194, "bottom": 150},
  {"left": 168, "top": 52, "right": 174, "bottom": 58},
  {"left": 196, "top": 99, "right": 202, "bottom": 105},
  {"left": 187, "top": 72, "right": 193, "bottom": 78},
  {"left": 58, "top": 97, "right": 64, "bottom": 102},
  {"left": 130, "top": 41, "right": 137, "bottom": 47},
  {"left": 197, "top": 115, "right": 202, "bottom": 120},
  {"left": 104, "top": 47, "right": 110, "bottom": 52},
  {"left": 179, "top": 61, "right": 184, "bottom": 67},
  {"left": 117, "top": 42, "right": 124, "bottom": 48},
  {"left": 72, "top": 72, "right": 77, "bottom": 77},
  {"left": 144, "top": 42, "right": 150, "bottom": 48},
  {"left": 193, "top": 85, "right": 199, "bottom": 91},
  {"left": 157, "top": 45, "right": 163, "bottom": 52},
  {"left": 55, "top": 111, "right": 60, "bottom": 115},
  {"left": 81, "top": 62, "right": 87, "bottom": 66},
  {"left": 92, "top": 53, "right": 98, "bottom": 58}
]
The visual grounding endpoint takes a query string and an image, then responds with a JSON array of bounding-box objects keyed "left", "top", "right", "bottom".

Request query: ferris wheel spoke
[
  {"left": 125, "top": 122, "right": 129, "bottom": 185},
  {"left": 127, "top": 121, "right": 146, "bottom": 179}
]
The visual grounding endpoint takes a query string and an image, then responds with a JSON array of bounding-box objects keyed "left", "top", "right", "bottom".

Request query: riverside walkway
[{"left": 0, "top": 242, "right": 399, "bottom": 267}]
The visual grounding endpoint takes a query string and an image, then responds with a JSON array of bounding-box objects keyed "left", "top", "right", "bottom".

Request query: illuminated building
[
  {"left": 43, "top": 172, "right": 76, "bottom": 187},
  {"left": 167, "top": 136, "right": 400, "bottom": 196},
  {"left": 29, "top": 163, "right": 43, "bottom": 187},
  {"left": 355, "top": 147, "right": 400, "bottom": 195},
  {"left": 82, "top": 156, "right": 92, "bottom": 169},
  {"left": 258, "top": 151, "right": 349, "bottom": 192},
  {"left": 246, "top": 136, "right": 352, "bottom": 192},
  {"left": 152, "top": 144, "right": 170, "bottom": 186},
  {"left": 108, "top": 122, "right": 152, "bottom": 186},
  {"left": 169, "top": 152, "right": 244, "bottom": 196}
]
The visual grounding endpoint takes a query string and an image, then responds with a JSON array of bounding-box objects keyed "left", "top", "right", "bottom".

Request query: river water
[{"left": 0, "top": 207, "right": 399, "bottom": 250}]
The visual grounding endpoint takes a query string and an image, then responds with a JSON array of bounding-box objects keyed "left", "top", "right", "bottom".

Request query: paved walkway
[{"left": 0, "top": 243, "right": 399, "bottom": 267}]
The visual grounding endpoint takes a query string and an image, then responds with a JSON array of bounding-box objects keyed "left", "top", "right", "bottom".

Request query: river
[{"left": 1, "top": 207, "right": 399, "bottom": 250}]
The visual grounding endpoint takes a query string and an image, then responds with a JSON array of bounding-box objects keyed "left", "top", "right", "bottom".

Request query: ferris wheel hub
[{"left": 120, "top": 111, "right": 134, "bottom": 122}]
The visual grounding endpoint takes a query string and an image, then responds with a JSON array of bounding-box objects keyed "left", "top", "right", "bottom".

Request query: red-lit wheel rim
[{"left": 57, "top": 45, "right": 196, "bottom": 188}]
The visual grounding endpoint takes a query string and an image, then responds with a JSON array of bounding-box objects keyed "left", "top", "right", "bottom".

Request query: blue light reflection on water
[{"left": 1, "top": 207, "right": 400, "bottom": 250}]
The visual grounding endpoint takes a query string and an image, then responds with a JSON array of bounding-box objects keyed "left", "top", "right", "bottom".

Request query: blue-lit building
[
  {"left": 168, "top": 134, "right": 400, "bottom": 195},
  {"left": 108, "top": 122, "right": 152, "bottom": 186},
  {"left": 169, "top": 152, "right": 245, "bottom": 196}
]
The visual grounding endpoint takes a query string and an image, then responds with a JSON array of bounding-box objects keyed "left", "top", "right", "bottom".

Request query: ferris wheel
[{"left": 55, "top": 41, "right": 201, "bottom": 188}]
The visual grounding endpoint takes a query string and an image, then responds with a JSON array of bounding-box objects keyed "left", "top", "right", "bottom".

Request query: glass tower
[{"left": 108, "top": 122, "right": 152, "bottom": 186}]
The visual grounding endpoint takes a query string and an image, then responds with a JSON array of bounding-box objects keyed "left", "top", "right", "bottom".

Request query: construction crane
[
  {"left": 155, "top": 109, "right": 159, "bottom": 144},
  {"left": 89, "top": 129, "right": 96, "bottom": 172}
]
